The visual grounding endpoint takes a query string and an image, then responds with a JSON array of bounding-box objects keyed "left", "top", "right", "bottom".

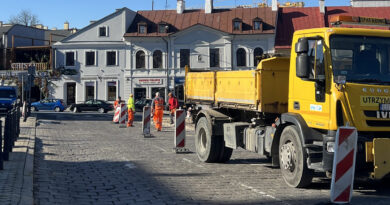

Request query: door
[
  {"left": 84, "top": 100, "right": 94, "bottom": 111},
  {"left": 66, "top": 83, "right": 76, "bottom": 105},
  {"left": 134, "top": 88, "right": 146, "bottom": 101}
]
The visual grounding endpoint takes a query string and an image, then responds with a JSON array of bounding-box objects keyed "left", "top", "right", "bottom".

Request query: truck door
[{"left": 291, "top": 37, "right": 330, "bottom": 130}]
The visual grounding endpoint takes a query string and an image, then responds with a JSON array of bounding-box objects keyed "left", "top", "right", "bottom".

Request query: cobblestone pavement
[{"left": 33, "top": 112, "right": 390, "bottom": 205}]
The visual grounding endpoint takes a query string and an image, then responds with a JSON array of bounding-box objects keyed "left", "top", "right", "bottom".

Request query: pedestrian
[
  {"left": 127, "top": 94, "right": 135, "bottom": 127},
  {"left": 151, "top": 92, "right": 164, "bottom": 131},
  {"left": 168, "top": 92, "right": 178, "bottom": 124},
  {"left": 114, "top": 96, "right": 122, "bottom": 109}
]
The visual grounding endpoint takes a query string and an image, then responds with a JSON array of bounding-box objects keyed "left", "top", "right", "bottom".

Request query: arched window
[
  {"left": 254, "top": 47, "right": 264, "bottom": 67},
  {"left": 136, "top": 50, "right": 145, "bottom": 69},
  {"left": 153, "top": 50, "right": 163, "bottom": 68},
  {"left": 236, "top": 48, "right": 246, "bottom": 67}
]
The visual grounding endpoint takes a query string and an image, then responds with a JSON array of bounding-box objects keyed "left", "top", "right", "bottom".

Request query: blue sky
[{"left": 0, "top": 0, "right": 349, "bottom": 29}]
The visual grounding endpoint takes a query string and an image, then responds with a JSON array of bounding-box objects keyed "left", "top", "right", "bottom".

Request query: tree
[{"left": 9, "top": 10, "right": 40, "bottom": 26}]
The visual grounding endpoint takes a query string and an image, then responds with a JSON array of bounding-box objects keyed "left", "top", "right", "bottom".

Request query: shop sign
[{"left": 138, "top": 78, "right": 163, "bottom": 85}]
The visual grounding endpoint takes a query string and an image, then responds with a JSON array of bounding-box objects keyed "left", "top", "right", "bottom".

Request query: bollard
[
  {"left": 142, "top": 106, "right": 152, "bottom": 138},
  {"left": 173, "top": 109, "right": 190, "bottom": 153},
  {"left": 119, "top": 103, "right": 127, "bottom": 128},
  {"left": 0, "top": 120, "right": 3, "bottom": 170},
  {"left": 330, "top": 126, "right": 358, "bottom": 204},
  {"left": 3, "top": 112, "right": 11, "bottom": 161}
]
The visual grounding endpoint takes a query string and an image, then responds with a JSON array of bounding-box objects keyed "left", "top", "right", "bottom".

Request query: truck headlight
[{"left": 327, "top": 142, "right": 335, "bottom": 153}]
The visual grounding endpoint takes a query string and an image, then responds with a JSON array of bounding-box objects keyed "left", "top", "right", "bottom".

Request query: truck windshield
[
  {"left": 330, "top": 35, "right": 390, "bottom": 84},
  {"left": 0, "top": 90, "right": 16, "bottom": 98}
]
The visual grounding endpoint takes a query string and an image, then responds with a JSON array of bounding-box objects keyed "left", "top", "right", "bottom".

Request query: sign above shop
[{"left": 138, "top": 78, "right": 163, "bottom": 85}]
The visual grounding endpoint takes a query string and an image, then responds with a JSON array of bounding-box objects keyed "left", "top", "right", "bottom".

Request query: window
[
  {"left": 107, "top": 82, "right": 116, "bottom": 101},
  {"left": 236, "top": 48, "right": 246, "bottom": 67},
  {"left": 99, "top": 26, "right": 107, "bottom": 37},
  {"left": 253, "top": 18, "right": 263, "bottom": 31},
  {"left": 210, "top": 48, "right": 220, "bottom": 68},
  {"left": 85, "top": 82, "right": 95, "bottom": 101},
  {"left": 307, "top": 39, "right": 324, "bottom": 80},
  {"left": 65, "top": 52, "right": 75, "bottom": 66},
  {"left": 153, "top": 50, "right": 163, "bottom": 68},
  {"left": 136, "top": 50, "right": 146, "bottom": 69},
  {"left": 180, "top": 49, "right": 190, "bottom": 68},
  {"left": 233, "top": 18, "right": 242, "bottom": 31},
  {"left": 138, "top": 22, "right": 147, "bottom": 34},
  {"left": 158, "top": 23, "right": 168, "bottom": 33},
  {"left": 254, "top": 47, "right": 264, "bottom": 67},
  {"left": 85, "top": 51, "right": 95, "bottom": 66},
  {"left": 106, "top": 51, "right": 117, "bottom": 66}
]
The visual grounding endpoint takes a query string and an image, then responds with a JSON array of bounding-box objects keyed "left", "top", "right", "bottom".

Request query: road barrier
[
  {"left": 119, "top": 103, "right": 127, "bottom": 128},
  {"left": 330, "top": 126, "right": 358, "bottom": 204},
  {"left": 142, "top": 106, "right": 152, "bottom": 137},
  {"left": 1, "top": 104, "right": 21, "bottom": 168},
  {"left": 173, "top": 109, "right": 190, "bottom": 153},
  {"left": 113, "top": 106, "right": 121, "bottom": 123}
]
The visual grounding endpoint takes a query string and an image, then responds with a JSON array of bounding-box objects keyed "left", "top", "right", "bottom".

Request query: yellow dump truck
[{"left": 185, "top": 25, "right": 390, "bottom": 187}]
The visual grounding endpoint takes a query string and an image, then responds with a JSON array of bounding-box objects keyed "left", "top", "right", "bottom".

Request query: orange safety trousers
[
  {"left": 127, "top": 110, "right": 134, "bottom": 127},
  {"left": 153, "top": 109, "right": 163, "bottom": 131}
]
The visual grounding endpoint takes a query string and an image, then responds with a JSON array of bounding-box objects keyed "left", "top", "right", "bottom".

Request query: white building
[
  {"left": 351, "top": 0, "right": 390, "bottom": 7},
  {"left": 124, "top": 0, "right": 277, "bottom": 101},
  {"left": 51, "top": 8, "right": 136, "bottom": 105}
]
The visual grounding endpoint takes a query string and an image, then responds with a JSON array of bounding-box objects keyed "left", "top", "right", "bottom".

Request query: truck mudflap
[{"left": 366, "top": 138, "right": 390, "bottom": 179}]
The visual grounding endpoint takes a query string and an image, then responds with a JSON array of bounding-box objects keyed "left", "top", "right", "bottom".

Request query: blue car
[
  {"left": 0, "top": 86, "right": 18, "bottom": 115},
  {"left": 31, "top": 99, "right": 66, "bottom": 112}
]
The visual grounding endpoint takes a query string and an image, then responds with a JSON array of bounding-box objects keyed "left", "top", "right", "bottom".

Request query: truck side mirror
[
  {"left": 296, "top": 54, "right": 310, "bottom": 78},
  {"left": 295, "top": 38, "right": 308, "bottom": 53}
]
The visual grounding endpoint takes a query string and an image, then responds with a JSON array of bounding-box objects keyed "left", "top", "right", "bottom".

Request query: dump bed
[{"left": 185, "top": 57, "right": 290, "bottom": 114}]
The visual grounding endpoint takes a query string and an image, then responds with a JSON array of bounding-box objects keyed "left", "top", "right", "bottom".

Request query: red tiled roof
[
  {"left": 124, "top": 8, "right": 277, "bottom": 37},
  {"left": 275, "top": 6, "right": 390, "bottom": 49}
]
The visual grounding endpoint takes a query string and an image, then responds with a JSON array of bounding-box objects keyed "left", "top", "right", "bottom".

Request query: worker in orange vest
[
  {"left": 168, "top": 92, "right": 178, "bottom": 124},
  {"left": 127, "top": 94, "right": 135, "bottom": 127},
  {"left": 151, "top": 92, "right": 165, "bottom": 131}
]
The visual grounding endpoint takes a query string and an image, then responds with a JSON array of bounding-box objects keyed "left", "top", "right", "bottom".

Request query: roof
[
  {"left": 275, "top": 6, "right": 390, "bottom": 49},
  {"left": 44, "top": 30, "right": 73, "bottom": 43},
  {"left": 0, "top": 26, "right": 14, "bottom": 35},
  {"left": 124, "top": 7, "right": 276, "bottom": 37}
]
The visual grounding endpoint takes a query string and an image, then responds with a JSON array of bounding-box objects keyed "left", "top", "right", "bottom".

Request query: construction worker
[
  {"left": 127, "top": 94, "right": 135, "bottom": 127},
  {"left": 151, "top": 92, "right": 164, "bottom": 131},
  {"left": 168, "top": 92, "right": 178, "bottom": 124}
]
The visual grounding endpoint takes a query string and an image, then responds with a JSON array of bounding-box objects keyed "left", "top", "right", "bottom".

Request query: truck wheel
[
  {"left": 279, "top": 125, "right": 313, "bottom": 188},
  {"left": 218, "top": 145, "right": 233, "bottom": 163},
  {"left": 195, "top": 117, "right": 222, "bottom": 163}
]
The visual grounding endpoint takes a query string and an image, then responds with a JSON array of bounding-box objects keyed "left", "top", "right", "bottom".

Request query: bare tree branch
[{"left": 9, "top": 10, "right": 40, "bottom": 26}]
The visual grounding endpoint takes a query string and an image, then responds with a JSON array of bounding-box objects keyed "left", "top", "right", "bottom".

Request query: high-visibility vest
[
  {"left": 127, "top": 98, "right": 135, "bottom": 111},
  {"left": 154, "top": 97, "right": 164, "bottom": 110}
]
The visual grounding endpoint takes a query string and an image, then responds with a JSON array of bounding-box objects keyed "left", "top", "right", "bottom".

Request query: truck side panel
[{"left": 185, "top": 72, "right": 215, "bottom": 102}]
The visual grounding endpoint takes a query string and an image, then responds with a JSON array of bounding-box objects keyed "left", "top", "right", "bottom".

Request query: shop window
[
  {"left": 106, "top": 51, "right": 116, "bottom": 66},
  {"left": 254, "top": 47, "right": 264, "bottom": 67},
  {"left": 65, "top": 52, "right": 75, "bottom": 66},
  {"left": 180, "top": 49, "right": 190, "bottom": 68},
  {"left": 107, "top": 82, "right": 117, "bottom": 101},
  {"left": 136, "top": 50, "right": 146, "bottom": 69},
  {"left": 153, "top": 50, "right": 163, "bottom": 68},
  {"left": 236, "top": 48, "right": 246, "bottom": 67},
  {"left": 210, "top": 48, "right": 220, "bottom": 68},
  {"left": 85, "top": 51, "right": 95, "bottom": 66},
  {"left": 85, "top": 82, "right": 94, "bottom": 101}
]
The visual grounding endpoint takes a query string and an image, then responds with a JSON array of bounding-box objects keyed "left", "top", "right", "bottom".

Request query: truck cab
[{"left": 0, "top": 86, "right": 18, "bottom": 115}]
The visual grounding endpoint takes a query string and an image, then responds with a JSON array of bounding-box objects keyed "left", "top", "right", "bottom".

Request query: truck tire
[
  {"left": 195, "top": 117, "right": 222, "bottom": 163},
  {"left": 218, "top": 142, "right": 233, "bottom": 162},
  {"left": 279, "top": 125, "right": 313, "bottom": 188}
]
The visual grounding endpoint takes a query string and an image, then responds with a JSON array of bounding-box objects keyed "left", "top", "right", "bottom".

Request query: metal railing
[{"left": 0, "top": 103, "right": 21, "bottom": 170}]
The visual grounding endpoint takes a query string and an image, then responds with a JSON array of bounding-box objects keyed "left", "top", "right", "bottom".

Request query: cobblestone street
[{"left": 33, "top": 112, "right": 390, "bottom": 205}]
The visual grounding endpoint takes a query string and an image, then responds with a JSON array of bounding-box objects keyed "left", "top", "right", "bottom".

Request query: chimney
[
  {"left": 319, "top": 0, "right": 325, "bottom": 14},
  {"left": 272, "top": 0, "right": 278, "bottom": 11},
  {"left": 64, "top": 21, "right": 69, "bottom": 30},
  {"left": 177, "top": 0, "right": 185, "bottom": 14},
  {"left": 205, "top": 0, "right": 213, "bottom": 14}
]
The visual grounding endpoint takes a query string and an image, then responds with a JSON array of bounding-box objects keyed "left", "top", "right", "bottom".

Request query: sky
[{"left": 0, "top": 0, "right": 349, "bottom": 30}]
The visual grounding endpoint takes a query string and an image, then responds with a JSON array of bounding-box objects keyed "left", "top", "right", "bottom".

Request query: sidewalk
[{"left": 0, "top": 116, "right": 36, "bottom": 205}]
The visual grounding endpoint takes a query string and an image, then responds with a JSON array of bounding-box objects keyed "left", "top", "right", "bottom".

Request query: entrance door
[
  {"left": 66, "top": 83, "right": 76, "bottom": 105},
  {"left": 134, "top": 88, "right": 146, "bottom": 101}
]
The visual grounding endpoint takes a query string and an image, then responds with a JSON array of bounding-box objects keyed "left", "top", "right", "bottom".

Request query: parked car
[
  {"left": 0, "top": 86, "right": 18, "bottom": 115},
  {"left": 69, "top": 100, "right": 113, "bottom": 113},
  {"left": 134, "top": 98, "right": 152, "bottom": 112},
  {"left": 31, "top": 99, "right": 66, "bottom": 112}
]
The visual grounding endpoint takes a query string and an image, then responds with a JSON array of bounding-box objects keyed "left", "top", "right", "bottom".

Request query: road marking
[
  {"left": 238, "top": 183, "right": 291, "bottom": 205},
  {"left": 182, "top": 158, "right": 204, "bottom": 168},
  {"left": 124, "top": 163, "right": 137, "bottom": 169},
  {"left": 153, "top": 145, "right": 167, "bottom": 152}
]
